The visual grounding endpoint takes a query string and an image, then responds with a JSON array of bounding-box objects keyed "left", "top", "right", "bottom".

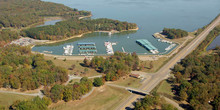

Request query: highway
[{"left": 116, "top": 15, "right": 220, "bottom": 110}]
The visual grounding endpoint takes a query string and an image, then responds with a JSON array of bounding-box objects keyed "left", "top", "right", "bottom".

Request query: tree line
[
  {"left": 172, "top": 25, "right": 220, "bottom": 110},
  {"left": 0, "top": 0, "right": 91, "bottom": 28},
  {"left": 134, "top": 92, "right": 178, "bottom": 110},
  {"left": 9, "top": 77, "right": 104, "bottom": 110},
  {"left": 21, "top": 18, "right": 138, "bottom": 40},
  {"left": 83, "top": 52, "right": 140, "bottom": 81},
  {"left": 162, "top": 28, "right": 188, "bottom": 39},
  {"left": 0, "top": 45, "right": 68, "bottom": 91},
  {"left": 43, "top": 77, "right": 93, "bottom": 103}
]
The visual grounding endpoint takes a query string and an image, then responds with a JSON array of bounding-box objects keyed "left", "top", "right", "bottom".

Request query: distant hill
[{"left": 0, "top": 0, "right": 91, "bottom": 28}]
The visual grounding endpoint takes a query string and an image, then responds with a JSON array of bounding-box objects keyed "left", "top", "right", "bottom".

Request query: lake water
[
  {"left": 207, "top": 35, "right": 220, "bottom": 50},
  {"left": 36, "top": 19, "right": 62, "bottom": 27},
  {"left": 33, "top": 0, "right": 220, "bottom": 55}
]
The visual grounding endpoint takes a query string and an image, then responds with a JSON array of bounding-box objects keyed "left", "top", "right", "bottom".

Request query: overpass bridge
[{"left": 106, "top": 83, "right": 150, "bottom": 96}]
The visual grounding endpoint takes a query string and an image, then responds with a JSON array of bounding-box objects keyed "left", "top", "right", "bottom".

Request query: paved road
[
  {"left": 106, "top": 83, "right": 149, "bottom": 95},
  {"left": 116, "top": 15, "right": 220, "bottom": 110},
  {"left": 0, "top": 90, "right": 44, "bottom": 98}
]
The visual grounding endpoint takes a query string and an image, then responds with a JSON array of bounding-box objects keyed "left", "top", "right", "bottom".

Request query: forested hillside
[
  {"left": 172, "top": 25, "right": 220, "bottom": 110},
  {"left": 22, "top": 18, "right": 138, "bottom": 40},
  {"left": 0, "top": 30, "right": 19, "bottom": 47},
  {"left": 0, "top": 0, "right": 91, "bottom": 28},
  {"left": 162, "top": 28, "right": 188, "bottom": 39},
  {"left": 0, "top": 45, "right": 68, "bottom": 91}
]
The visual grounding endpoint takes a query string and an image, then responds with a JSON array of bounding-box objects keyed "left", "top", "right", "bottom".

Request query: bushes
[{"left": 93, "top": 78, "right": 104, "bottom": 87}]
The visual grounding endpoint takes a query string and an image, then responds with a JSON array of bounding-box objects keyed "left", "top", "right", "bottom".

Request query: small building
[{"left": 129, "top": 74, "right": 141, "bottom": 79}]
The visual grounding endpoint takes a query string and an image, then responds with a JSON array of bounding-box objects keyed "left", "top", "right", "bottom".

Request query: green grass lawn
[
  {"left": 0, "top": 93, "right": 34, "bottom": 108},
  {"left": 44, "top": 56, "right": 100, "bottom": 77},
  {"left": 156, "top": 80, "right": 174, "bottom": 97},
  {"left": 112, "top": 77, "right": 142, "bottom": 88},
  {"left": 141, "top": 57, "right": 168, "bottom": 73},
  {"left": 49, "top": 85, "right": 131, "bottom": 110}
]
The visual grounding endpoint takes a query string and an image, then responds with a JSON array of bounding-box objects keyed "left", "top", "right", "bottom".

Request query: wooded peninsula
[
  {"left": 22, "top": 18, "right": 138, "bottom": 40},
  {"left": 162, "top": 28, "right": 188, "bottom": 39},
  {"left": 0, "top": 0, "right": 91, "bottom": 28}
]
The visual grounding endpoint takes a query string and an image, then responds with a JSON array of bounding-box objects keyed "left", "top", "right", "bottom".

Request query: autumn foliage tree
[
  {"left": 0, "top": 45, "right": 68, "bottom": 91},
  {"left": 172, "top": 25, "right": 220, "bottom": 110},
  {"left": 84, "top": 52, "right": 140, "bottom": 81}
]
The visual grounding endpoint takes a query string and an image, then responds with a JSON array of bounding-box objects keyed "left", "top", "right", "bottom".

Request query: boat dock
[
  {"left": 153, "top": 32, "right": 177, "bottom": 51},
  {"left": 78, "top": 42, "right": 97, "bottom": 55},
  {"left": 63, "top": 45, "right": 74, "bottom": 55},
  {"left": 136, "top": 39, "right": 159, "bottom": 54},
  {"left": 105, "top": 41, "right": 114, "bottom": 54},
  {"left": 152, "top": 32, "right": 165, "bottom": 38}
]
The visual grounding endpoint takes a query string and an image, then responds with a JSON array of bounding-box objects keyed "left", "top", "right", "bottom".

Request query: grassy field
[
  {"left": 141, "top": 57, "right": 168, "bottom": 73},
  {"left": 112, "top": 77, "right": 142, "bottom": 88},
  {"left": 156, "top": 80, "right": 174, "bottom": 97},
  {"left": 0, "top": 93, "right": 34, "bottom": 108},
  {"left": 49, "top": 85, "right": 131, "bottom": 110},
  {"left": 44, "top": 56, "right": 100, "bottom": 77}
]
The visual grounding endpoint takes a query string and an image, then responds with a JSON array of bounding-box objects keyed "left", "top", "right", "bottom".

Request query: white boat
[
  {"left": 63, "top": 45, "right": 74, "bottom": 55},
  {"left": 108, "top": 32, "right": 112, "bottom": 36},
  {"left": 112, "top": 42, "right": 117, "bottom": 45},
  {"left": 43, "top": 51, "right": 53, "bottom": 54}
]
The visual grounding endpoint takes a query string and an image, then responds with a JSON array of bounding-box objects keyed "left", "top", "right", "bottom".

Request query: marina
[
  {"left": 32, "top": 0, "right": 219, "bottom": 56},
  {"left": 136, "top": 39, "right": 159, "bottom": 54}
]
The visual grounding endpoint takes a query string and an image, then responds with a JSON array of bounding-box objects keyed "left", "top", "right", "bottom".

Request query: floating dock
[
  {"left": 78, "top": 42, "right": 97, "bottom": 55},
  {"left": 136, "top": 39, "right": 159, "bottom": 54},
  {"left": 165, "top": 44, "right": 176, "bottom": 51},
  {"left": 105, "top": 41, "right": 114, "bottom": 54},
  {"left": 63, "top": 45, "right": 74, "bottom": 55}
]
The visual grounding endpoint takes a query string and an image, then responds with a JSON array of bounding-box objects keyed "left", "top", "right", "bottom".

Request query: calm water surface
[
  {"left": 37, "top": 19, "right": 62, "bottom": 27},
  {"left": 33, "top": 0, "right": 220, "bottom": 55},
  {"left": 207, "top": 35, "right": 220, "bottom": 50}
]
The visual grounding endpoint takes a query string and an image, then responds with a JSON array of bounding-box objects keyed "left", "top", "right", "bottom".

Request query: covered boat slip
[
  {"left": 136, "top": 39, "right": 158, "bottom": 51},
  {"left": 77, "top": 42, "right": 97, "bottom": 55},
  {"left": 77, "top": 42, "right": 96, "bottom": 46}
]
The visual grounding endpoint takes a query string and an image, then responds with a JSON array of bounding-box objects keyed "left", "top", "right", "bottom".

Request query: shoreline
[
  {"left": 32, "top": 26, "right": 139, "bottom": 46},
  {"left": 78, "top": 15, "right": 92, "bottom": 20}
]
